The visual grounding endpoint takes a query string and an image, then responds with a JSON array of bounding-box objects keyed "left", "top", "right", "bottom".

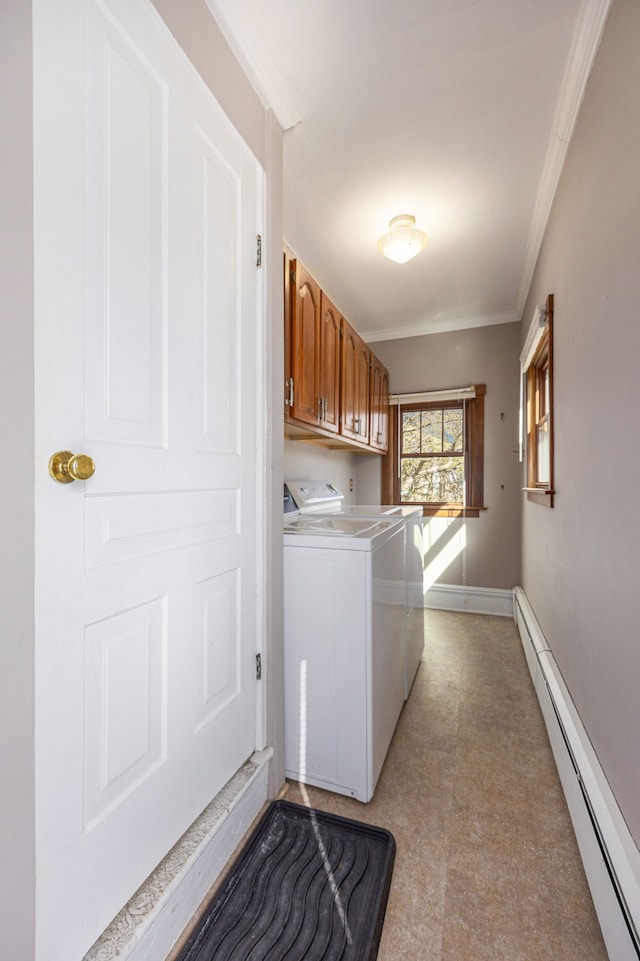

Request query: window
[
  {"left": 400, "top": 403, "right": 464, "bottom": 502},
  {"left": 382, "top": 385, "right": 485, "bottom": 517},
  {"left": 521, "top": 294, "right": 554, "bottom": 507}
]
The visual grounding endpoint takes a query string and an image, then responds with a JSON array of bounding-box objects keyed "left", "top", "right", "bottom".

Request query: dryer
[
  {"left": 285, "top": 480, "right": 425, "bottom": 698},
  {"left": 283, "top": 511, "right": 405, "bottom": 802}
]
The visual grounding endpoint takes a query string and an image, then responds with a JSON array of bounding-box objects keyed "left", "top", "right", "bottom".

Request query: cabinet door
[
  {"left": 341, "top": 318, "right": 370, "bottom": 443},
  {"left": 319, "top": 293, "right": 341, "bottom": 434},
  {"left": 288, "top": 260, "right": 320, "bottom": 426},
  {"left": 369, "top": 356, "right": 389, "bottom": 452},
  {"left": 355, "top": 340, "right": 371, "bottom": 444}
]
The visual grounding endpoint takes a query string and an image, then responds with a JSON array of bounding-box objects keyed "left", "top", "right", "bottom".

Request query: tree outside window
[{"left": 400, "top": 405, "right": 464, "bottom": 503}]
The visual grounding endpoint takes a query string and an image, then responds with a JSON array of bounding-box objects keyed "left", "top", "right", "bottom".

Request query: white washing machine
[
  {"left": 283, "top": 510, "right": 406, "bottom": 802},
  {"left": 285, "top": 481, "right": 425, "bottom": 698}
]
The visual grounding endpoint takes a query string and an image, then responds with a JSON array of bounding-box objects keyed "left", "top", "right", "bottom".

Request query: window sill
[
  {"left": 416, "top": 505, "right": 486, "bottom": 518},
  {"left": 523, "top": 487, "right": 554, "bottom": 508}
]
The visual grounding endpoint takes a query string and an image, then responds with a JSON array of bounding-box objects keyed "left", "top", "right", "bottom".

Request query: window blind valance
[
  {"left": 389, "top": 385, "right": 476, "bottom": 406},
  {"left": 520, "top": 305, "right": 548, "bottom": 371}
]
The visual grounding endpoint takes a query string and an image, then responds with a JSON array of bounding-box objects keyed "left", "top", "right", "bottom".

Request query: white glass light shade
[{"left": 377, "top": 214, "right": 429, "bottom": 264}]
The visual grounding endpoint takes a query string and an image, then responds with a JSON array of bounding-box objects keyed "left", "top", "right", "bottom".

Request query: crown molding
[
  {"left": 203, "top": 0, "right": 303, "bottom": 130},
  {"left": 204, "top": 0, "right": 612, "bottom": 333},
  {"left": 361, "top": 311, "right": 518, "bottom": 344},
  {"left": 516, "top": 0, "right": 613, "bottom": 318}
]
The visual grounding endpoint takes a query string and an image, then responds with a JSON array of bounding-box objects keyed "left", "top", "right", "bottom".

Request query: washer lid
[
  {"left": 285, "top": 516, "right": 385, "bottom": 537},
  {"left": 283, "top": 513, "right": 404, "bottom": 550},
  {"left": 337, "top": 504, "right": 423, "bottom": 519}
]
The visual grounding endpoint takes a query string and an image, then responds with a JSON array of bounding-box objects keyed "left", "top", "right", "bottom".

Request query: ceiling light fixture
[{"left": 377, "top": 214, "right": 429, "bottom": 264}]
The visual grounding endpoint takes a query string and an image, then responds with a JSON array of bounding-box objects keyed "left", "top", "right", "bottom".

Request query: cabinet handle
[
  {"left": 323, "top": 397, "right": 327, "bottom": 420},
  {"left": 354, "top": 417, "right": 360, "bottom": 434},
  {"left": 285, "top": 378, "right": 294, "bottom": 407}
]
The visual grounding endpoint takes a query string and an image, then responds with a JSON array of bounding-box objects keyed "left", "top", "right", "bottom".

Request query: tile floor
[{"left": 284, "top": 609, "right": 609, "bottom": 961}]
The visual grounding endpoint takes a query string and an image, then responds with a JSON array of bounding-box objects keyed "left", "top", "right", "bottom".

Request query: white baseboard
[
  {"left": 514, "top": 587, "right": 640, "bottom": 961},
  {"left": 85, "top": 750, "right": 272, "bottom": 961},
  {"left": 424, "top": 582, "right": 513, "bottom": 617}
]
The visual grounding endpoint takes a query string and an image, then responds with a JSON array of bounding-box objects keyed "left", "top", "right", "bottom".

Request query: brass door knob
[{"left": 49, "top": 450, "right": 96, "bottom": 484}]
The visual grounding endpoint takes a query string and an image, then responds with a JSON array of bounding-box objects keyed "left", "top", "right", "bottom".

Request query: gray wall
[
  {"left": 284, "top": 441, "right": 359, "bottom": 505},
  {"left": 370, "top": 323, "right": 522, "bottom": 589},
  {"left": 149, "top": 0, "right": 267, "bottom": 164},
  {"left": 0, "top": 2, "right": 35, "bottom": 956},
  {"left": 521, "top": 0, "right": 640, "bottom": 845}
]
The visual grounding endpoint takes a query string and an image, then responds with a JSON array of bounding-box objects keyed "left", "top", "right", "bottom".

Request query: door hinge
[
  {"left": 256, "top": 653, "right": 262, "bottom": 680},
  {"left": 285, "top": 377, "right": 294, "bottom": 407},
  {"left": 256, "top": 234, "right": 262, "bottom": 268}
]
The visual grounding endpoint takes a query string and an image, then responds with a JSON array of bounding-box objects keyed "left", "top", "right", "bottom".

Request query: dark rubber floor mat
[{"left": 176, "top": 799, "right": 396, "bottom": 961}]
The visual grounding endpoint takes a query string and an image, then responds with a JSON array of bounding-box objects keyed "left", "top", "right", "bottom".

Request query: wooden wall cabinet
[
  {"left": 318, "top": 292, "right": 341, "bottom": 434},
  {"left": 284, "top": 251, "right": 388, "bottom": 454},
  {"left": 285, "top": 258, "right": 341, "bottom": 434},
  {"left": 340, "top": 317, "right": 370, "bottom": 445},
  {"left": 285, "top": 258, "right": 320, "bottom": 427},
  {"left": 369, "top": 355, "right": 390, "bottom": 452}
]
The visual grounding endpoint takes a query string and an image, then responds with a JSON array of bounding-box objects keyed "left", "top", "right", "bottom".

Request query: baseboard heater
[{"left": 513, "top": 588, "right": 640, "bottom": 961}]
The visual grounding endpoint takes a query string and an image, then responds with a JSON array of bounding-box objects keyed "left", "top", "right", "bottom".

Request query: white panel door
[{"left": 33, "top": 0, "right": 264, "bottom": 957}]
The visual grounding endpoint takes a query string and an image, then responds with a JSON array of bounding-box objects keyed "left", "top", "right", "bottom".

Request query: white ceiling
[{"left": 206, "top": 0, "right": 610, "bottom": 341}]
